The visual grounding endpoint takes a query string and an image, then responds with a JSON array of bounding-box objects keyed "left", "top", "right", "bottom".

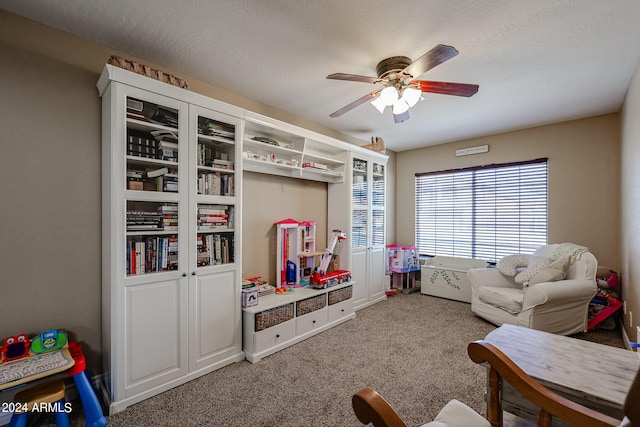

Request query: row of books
[
  {"left": 197, "top": 234, "right": 234, "bottom": 266},
  {"left": 198, "top": 172, "right": 234, "bottom": 196},
  {"left": 127, "top": 236, "right": 178, "bottom": 275}
]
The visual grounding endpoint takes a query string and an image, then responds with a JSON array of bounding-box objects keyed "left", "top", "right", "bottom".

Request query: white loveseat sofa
[{"left": 467, "top": 243, "right": 598, "bottom": 336}]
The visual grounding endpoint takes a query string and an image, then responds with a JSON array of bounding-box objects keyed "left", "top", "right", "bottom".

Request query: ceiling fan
[{"left": 326, "top": 44, "right": 479, "bottom": 123}]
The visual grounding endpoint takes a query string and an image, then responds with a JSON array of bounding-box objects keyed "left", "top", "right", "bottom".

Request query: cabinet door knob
[
  {"left": 275, "top": 334, "right": 280, "bottom": 338},
  {"left": 182, "top": 272, "right": 187, "bottom": 277},
  {"left": 191, "top": 271, "right": 196, "bottom": 276},
  {"left": 312, "top": 320, "right": 316, "bottom": 324}
]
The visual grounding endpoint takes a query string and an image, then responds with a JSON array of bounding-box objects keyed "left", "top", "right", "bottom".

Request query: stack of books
[
  {"left": 197, "top": 206, "right": 229, "bottom": 230},
  {"left": 157, "top": 140, "right": 178, "bottom": 162},
  {"left": 126, "top": 210, "right": 162, "bottom": 231},
  {"left": 158, "top": 204, "right": 178, "bottom": 231}
]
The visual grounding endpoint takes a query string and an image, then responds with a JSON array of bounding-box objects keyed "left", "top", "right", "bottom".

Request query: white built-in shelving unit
[
  {"left": 329, "top": 152, "right": 388, "bottom": 310},
  {"left": 97, "top": 63, "right": 388, "bottom": 409},
  {"left": 243, "top": 112, "right": 348, "bottom": 184},
  {"left": 98, "top": 65, "right": 244, "bottom": 414}
]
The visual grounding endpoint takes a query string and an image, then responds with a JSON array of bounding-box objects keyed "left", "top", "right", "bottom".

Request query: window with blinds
[{"left": 415, "top": 158, "right": 548, "bottom": 262}]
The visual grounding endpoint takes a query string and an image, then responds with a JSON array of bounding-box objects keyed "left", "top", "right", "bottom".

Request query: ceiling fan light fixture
[
  {"left": 370, "top": 96, "right": 386, "bottom": 114},
  {"left": 401, "top": 87, "right": 422, "bottom": 108},
  {"left": 392, "top": 99, "right": 410, "bottom": 115},
  {"left": 379, "top": 86, "right": 399, "bottom": 106}
]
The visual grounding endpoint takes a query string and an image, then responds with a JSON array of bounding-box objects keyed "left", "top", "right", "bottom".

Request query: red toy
[
  {"left": 1, "top": 333, "right": 31, "bottom": 362},
  {"left": 310, "top": 269, "right": 351, "bottom": 289}
]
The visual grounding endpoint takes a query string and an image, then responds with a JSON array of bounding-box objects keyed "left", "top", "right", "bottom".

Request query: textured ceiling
[{"left": 3, "top": 0, "right": 640, "bottom": 151}]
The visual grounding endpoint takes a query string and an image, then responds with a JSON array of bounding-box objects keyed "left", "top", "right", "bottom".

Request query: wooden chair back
[
  {"left": 352, "top": 340, "right": 638, "bottom": 427},
  {"left": 467, "top": 341, "right": 623, "bottom": 427}
]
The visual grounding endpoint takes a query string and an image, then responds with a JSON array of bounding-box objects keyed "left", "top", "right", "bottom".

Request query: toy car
[{"left": 309, "top": 269, "right": 351, "bottom": 289}]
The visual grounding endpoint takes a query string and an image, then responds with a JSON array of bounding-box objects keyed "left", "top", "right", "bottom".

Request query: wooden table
[{"left": 484, "top": 324, "right": 640, "bottom": 426}]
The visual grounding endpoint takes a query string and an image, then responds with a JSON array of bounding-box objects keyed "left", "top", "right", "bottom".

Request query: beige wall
[
  {"left": 242, "top": 172, "right": 328, "bottom": 284},
  {"left": 0, "top": 42, "right": 103, "bottom": 366},
  {"left": 241, "top": 149, "right": 396, "bottom": 284},
  {"left": 396, "top": 114, "right": 621, "bottom": 267},
  {"left": 620, "top": 58, "right": 640, "bottom": 341}
]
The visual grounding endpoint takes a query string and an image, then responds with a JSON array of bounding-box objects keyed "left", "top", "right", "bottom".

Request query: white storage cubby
[{"left": 242, "top": 282, "right": 354, "bottom": 363}]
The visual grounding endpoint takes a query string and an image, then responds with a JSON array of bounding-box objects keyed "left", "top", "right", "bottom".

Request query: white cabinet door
[
  {"left": 369, "top": 246, "right": 386, "bottom": 301},
  {"left": 189, "top": 269, "right": 241, "bottom": 371},
  {"left": 125, "top": 278, "right": 188, "bottom": 397},
  {"left": 351, "top": 249, "right": 368, "bottom": 310}
]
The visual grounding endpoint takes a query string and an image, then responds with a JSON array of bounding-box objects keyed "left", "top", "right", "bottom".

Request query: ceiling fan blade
[
  {"left": 402, "top": 44, "right": 459, "bottom": 79},
  {"left": 414, "top": 80, "right": 479, "bottom": 97},
  {"left": 326, "top": 73, "right": 381, "bottom": 84},
  {"left": 329, "top": 89, "right": 381, "bottom": 118}
]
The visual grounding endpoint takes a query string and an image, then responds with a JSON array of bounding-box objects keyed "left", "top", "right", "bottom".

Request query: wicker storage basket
[
  {"left": 328, "top": 286, "right": 352, "bottom": 305},
  {"left": 296, "top": 294, "right": 326, "bottom": 317},
  {"left": 255, "top": 303, "right": 294, "bottom": 331}
]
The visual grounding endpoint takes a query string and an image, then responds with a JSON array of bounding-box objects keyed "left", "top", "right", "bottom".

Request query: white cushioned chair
[{"left": 467, "top": 243, "right": 598, "bottom": 336}]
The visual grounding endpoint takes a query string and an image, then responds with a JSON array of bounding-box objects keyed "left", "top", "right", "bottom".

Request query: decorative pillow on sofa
[
  {"left": 497, "top": 254, "right": 530, "bottom": 276},
  {"left": 514, "top": 255, "right": 551, "bottom": 285},
  {"left": 527, "top": 256, "right": 570, "bottom": 286}
]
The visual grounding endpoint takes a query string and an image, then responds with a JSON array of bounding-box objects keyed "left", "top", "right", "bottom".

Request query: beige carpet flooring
[{"left": 40, "top": 292, "right": 625, "bottom": 426}]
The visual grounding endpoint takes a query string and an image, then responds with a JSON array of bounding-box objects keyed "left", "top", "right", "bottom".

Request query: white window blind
[{"left": 415, "top": 159, "right": 548, "bottom": 262}]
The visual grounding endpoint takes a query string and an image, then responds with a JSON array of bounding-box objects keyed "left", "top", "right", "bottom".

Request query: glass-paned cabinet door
[
  {"left": 125, "top": 97, "right": 180, "bottom": 193},
  {"left": 126, "top": 201, "right": 179, "bottom": 275},
  {"left": 193, "top": 107, "right": 238, "bottom": 269}
]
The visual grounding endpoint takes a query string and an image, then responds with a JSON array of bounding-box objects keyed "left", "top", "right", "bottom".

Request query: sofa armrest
[
  {"left": 522, "top": 279, "right": 597, "bottom": 309},
  {"left": 467, "top": 268, "right": 519, "bottom": 290}
]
